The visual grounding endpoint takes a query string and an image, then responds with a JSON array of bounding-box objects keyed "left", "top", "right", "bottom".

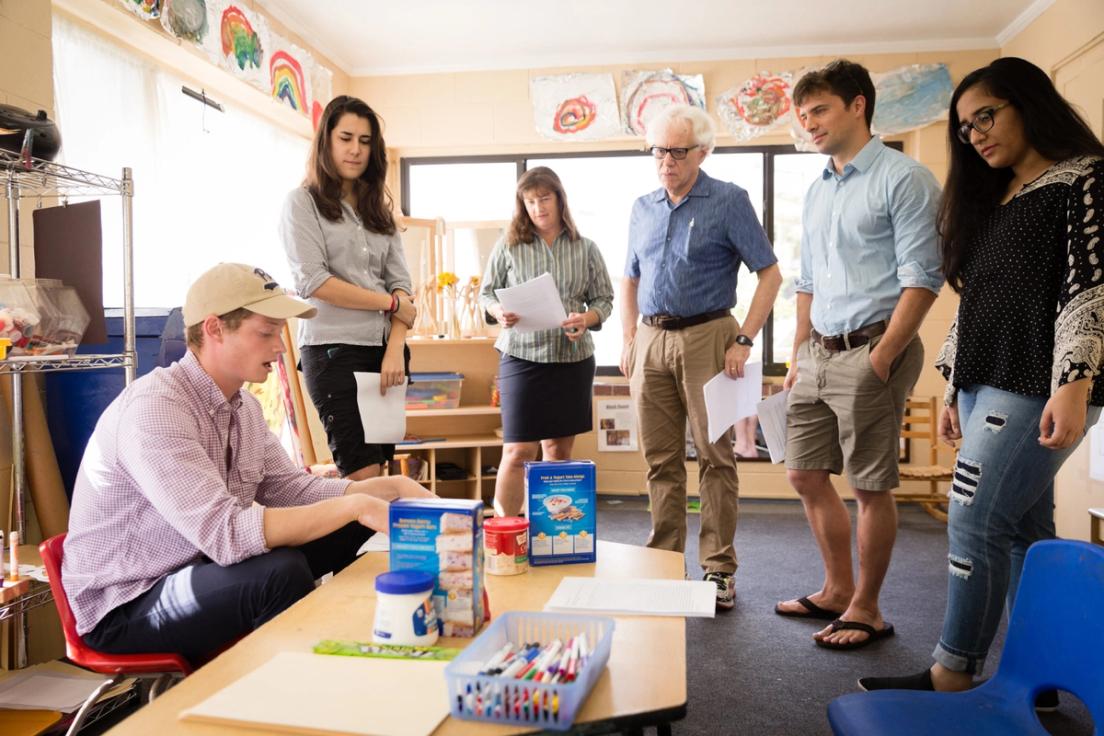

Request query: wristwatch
[{"left": 735, "top": 334, "right": 754, "bottom": 347}]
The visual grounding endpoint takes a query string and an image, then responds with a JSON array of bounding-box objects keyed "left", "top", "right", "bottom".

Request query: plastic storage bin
[
  {"left": 444, "top": 611, "right": 614, "bottom": 730},
  {"left": 22, "top": 279, "right": 63, "bottom": 352},
  {"left": 407, "top": 372, "right": 464, "bottom": 410},
  {"left": 37, "top": 278, "right": 90, "bottom": 352},
  {"left": 0, "top": 276, "right": 41, "bottom": 354}
]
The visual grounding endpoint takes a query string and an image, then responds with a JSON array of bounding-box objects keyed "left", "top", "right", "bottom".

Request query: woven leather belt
[
  {"left": 642, "top": 310, "right": 729, "bottom": 331},
  {"left": 810, "top": 320, "right": 888, "bottom": 351}
]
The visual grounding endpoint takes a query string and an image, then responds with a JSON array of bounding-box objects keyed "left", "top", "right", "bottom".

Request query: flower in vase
[{"left": 436, "top": 272, "right": 458, "bottom": 292}]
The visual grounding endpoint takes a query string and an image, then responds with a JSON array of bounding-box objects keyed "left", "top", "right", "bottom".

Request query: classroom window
[
  {"left": 403, "top": 145, "right": 902, "bottom": 373},
  {"left": 51, "top": 15, "right": 309, "bottom": 309}
]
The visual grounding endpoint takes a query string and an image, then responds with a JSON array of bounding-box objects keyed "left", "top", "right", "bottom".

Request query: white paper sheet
[
  {"left": 756, "top": 389, "right": 790, "bottom": 463},
  {"left": 703, "top": 361, "right": 763, "bottom": 444},
  {"left": 0, "top": 671, "right": 109, "bottom": 711},
  {"left": 494, "top": 272, "right": 568, "bottom": 333},
  {"left": 596, "top": 398, "right": 638, "bottom": 451},
  {"left": 544, "top": 577, "right": 716, "bottom": 618},
  {"left": 182, "top": 652, "right": 449, "bottom": 736},
  {"left": 354, "top": 373, "right": 408, "bottom": 444}
]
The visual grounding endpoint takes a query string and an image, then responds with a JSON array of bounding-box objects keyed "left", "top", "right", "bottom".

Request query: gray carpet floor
[{"left": 596, "top": 496, "right": 1094, "bottom": 736}]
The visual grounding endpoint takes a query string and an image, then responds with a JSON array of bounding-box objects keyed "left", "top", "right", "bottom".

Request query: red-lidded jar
[{"left": 484, "top": 516, "right": 529, "bottom": 576}]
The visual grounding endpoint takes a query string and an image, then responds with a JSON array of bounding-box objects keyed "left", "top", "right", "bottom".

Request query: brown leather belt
[
  {"left": 810, "top": 320, "right": 888, "bottom": 351},
  {"left": 642, "top": 310, "right": 729, "bottom": 331}
]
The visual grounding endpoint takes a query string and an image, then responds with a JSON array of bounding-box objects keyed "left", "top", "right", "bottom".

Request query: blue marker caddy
[{"left": 443, "top": 611, "right": 614, "bottom": 730}]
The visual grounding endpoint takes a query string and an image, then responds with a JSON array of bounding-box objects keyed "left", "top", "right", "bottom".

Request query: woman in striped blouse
[{"left": 479, "top": 167, "right": 614, "bottom": 517}]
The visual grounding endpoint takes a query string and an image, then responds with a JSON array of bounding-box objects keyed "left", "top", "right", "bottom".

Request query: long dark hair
[
  {"left": 506, "top": 167, "right": 581, "bottom": 246},
  {"left": 305, "top": 96, "right": 396, "bottom": 235},
  {"left": 940, "top": 57, "right": 1104, "bottom": 292}
]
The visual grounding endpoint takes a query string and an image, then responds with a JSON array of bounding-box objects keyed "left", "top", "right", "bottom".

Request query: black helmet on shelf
[{"left": 0, "top": 104, "right": 62, "bottom": 162}]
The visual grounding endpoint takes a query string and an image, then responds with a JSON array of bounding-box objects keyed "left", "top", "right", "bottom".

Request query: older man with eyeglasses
[{"left": 620, "top": 104, "right": 782, "bottom": 610}]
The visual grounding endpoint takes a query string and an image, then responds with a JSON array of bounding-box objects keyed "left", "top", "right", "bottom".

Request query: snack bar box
[
  {"left": 525, "top": 460, "right": 597, "bottom": 566},
  {"left": 389, "top": 498, "right": 484, "bottom": 637}
]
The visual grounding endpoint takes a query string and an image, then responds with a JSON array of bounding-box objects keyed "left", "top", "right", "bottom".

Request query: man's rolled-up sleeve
[{"left": 891, "top": 167, "right": 944, "bottom": 294}]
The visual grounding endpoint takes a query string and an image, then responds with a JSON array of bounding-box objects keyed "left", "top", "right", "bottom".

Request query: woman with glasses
[
  {"left": 479, "top": 167, "right": 614, "bottom": 517},
  {"left": 860, "top": 57, "right": 1104, "bottom": 699},
  {"left": 280, "top": 96, "right": 417, "bottom": 480}
]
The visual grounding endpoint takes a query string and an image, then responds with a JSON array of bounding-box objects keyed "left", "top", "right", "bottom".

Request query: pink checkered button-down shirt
[{"left": 63, "top": 351, "right": 350, "bottom": 635}]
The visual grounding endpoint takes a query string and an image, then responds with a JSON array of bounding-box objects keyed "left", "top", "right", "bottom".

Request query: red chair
[{"left": 40, "top": 533, "right": 192, "bottom": 736}]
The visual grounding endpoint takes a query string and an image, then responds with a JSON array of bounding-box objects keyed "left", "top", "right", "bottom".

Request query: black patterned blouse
[{"left": 936, "top": 156, "right": 1104, "bottom": 406}]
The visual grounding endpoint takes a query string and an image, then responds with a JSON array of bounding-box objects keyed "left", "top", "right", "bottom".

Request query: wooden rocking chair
[{"left": 897, "top": 396, "right": 953, "bottom": 522}]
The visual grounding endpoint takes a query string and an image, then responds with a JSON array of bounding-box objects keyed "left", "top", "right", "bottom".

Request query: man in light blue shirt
[
  {"left": 621, "top": 104, "right": 782, "bottom": 610},
  {"left": 776, "top": 61, "right": 943, "bottom": 649}
]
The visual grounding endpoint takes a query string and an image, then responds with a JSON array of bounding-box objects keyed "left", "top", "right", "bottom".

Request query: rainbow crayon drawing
[
  {"left": 270, "top": 50, "right": 307, "bottom": 112},
  {"left": 220, "top": 5, "right": 263, "bottom": 72}
]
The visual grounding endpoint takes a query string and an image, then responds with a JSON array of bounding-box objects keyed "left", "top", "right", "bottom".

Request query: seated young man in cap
[{"left": 62, "top": 263, "right": 434, "bottom": 665}]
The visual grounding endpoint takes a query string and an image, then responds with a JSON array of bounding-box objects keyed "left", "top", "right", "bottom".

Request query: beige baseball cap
[{"left": 183, "top": 263, "right": 317, "bottom": 327}]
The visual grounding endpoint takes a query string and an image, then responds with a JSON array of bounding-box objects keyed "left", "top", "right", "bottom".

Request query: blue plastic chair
[{"left": 827, "top": 539, "right": 1104, "bottom": 735}]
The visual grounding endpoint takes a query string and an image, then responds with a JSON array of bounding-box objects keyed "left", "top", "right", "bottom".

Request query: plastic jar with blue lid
[{"left": 373, "top": 570, "right": 439, "bottom": 646}]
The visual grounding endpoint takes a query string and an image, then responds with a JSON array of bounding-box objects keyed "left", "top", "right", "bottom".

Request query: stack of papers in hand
[{"left": 544, "top": 577, "right": 716, "bottom": 618}]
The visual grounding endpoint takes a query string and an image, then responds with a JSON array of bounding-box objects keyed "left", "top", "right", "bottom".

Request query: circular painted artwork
[
  {"left": 118, "top": 0, "right": 162, "bottom": 20},
  {"left": 736, "top": 73, "right": 791, "bottom": 126},
  {"left": 553, "top": 96, "right": 598, "bottom": 134},
  {"left": 718, "top": 71, "right": 795, "bottom": 141},
  {"left": 160, "top": 0, "right": 208, "bottom": 44},
  {"left": 623, "top": 72, "right": 696, "bottom": 136}
]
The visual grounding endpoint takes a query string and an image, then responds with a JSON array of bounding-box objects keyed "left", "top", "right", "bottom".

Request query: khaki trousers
[{"left": 629, "top": 317, "right": 739, "bottom": 574}]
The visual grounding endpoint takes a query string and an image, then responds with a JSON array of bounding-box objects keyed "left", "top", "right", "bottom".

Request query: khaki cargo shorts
[{"left": 785, "top": 333, "right": 924, "bottom": 491}]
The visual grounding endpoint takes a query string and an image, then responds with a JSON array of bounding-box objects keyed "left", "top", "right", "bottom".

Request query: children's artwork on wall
[
  {"left": 620, "top": 70, "right": 706, "bottom": 136},
  {"left": 269, "top": 39, "right": 311, "bottom": 114},
  {"left": 160, "top": 0, "right": 209, "bottom": 44},
  {"left": 309, "top": 63, "right": 334, "bottom": 130},
  {"left": 530, "top": 74, "right": 621, "bottom": 142},
  {"left": 118, "top": 0, "right": 162, "bottom": 20},
  {"left": 871, "top": 63, "right": 953, "bottom": 136},
  {"left": 208, "top": 1, "right": 269, "bottom": 90},
  {"left": 717, "top": 71, "right": 795, "bottom": 141},
  {"left": 788, "top": 66, "right": 819, "bottom": 152}
]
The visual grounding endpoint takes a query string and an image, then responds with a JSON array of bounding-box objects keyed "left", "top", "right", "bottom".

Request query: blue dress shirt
[
  {"left": 796, "top": 137, "right": 943, "bottom": 336},
  {"left": 625, "top": 170, "right": 777, "bottom": 317}
]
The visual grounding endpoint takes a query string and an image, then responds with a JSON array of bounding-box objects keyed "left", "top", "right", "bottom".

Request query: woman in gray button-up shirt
[{"left": 280, "top": 96, "right": 416, "bottom": 480}]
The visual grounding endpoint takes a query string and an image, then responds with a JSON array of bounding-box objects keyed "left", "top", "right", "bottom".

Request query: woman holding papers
[
  {"left": 480, "top": 167, "right": 614, "bottom": 516},
  {"left": 860, "top": 58, "right": 1104, "bottom": 699},
  {"left": 280, "top": 96, "right": 415, "bottom": 479}
]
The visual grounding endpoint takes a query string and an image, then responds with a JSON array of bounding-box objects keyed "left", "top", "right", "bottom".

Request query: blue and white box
[
  {"left": 389, "top": 498, "right": 485, "bottom": 637},
  {"left": 525, "top": 460, "right": 597, "bottom": 566}
]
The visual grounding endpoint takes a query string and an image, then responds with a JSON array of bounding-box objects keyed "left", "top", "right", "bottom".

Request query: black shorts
[{"left": 298, "top": 342, "right": 410, "bottom": 476}]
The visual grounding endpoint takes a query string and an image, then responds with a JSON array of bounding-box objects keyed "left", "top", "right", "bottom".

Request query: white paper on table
[
  {"left": 544, "top": 577, "right": 716, "bottom": 618},
  {"left": 703, "top": 361, "right": 763, "bottom": 444},
  {"left": 0, "top": 671, "right": 110, "bottom": 711},
  {"left": 358, "top": 533, "right": 390, "bottom": 554},
  {"left": 756, "top": 389, "right": 790, "bottom": 464},
  {"left": 494, "top": 272, "right": 568, "bottom": 333},
  {"left": 353, "top": 373, "right": 408, "bottom": 444}
]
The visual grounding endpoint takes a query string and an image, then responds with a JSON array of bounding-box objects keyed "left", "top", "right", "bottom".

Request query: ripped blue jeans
[{"left": 934, "top": 385, "right": 1100, "bottom": 675}]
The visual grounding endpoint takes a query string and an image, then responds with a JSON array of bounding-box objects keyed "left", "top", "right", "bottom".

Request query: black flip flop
[
  {"left": 815, "top": 619, "right": 895, "bottom": 650},
  {"left": 774, "top": 595, "right": 844, "bottom": 621}
]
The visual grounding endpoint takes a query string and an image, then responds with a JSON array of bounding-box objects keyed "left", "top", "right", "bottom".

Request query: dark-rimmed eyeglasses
[
  {"left": 648, "top": 145, "right": 700, "bottom": 160},
  {"left": 957, "top": 104, "right": 1008, "bottom": 144}
]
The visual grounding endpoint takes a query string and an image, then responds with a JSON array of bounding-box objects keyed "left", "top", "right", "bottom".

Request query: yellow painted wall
[
  {"left": 0, "top": 0, "right": 54, "bottom": 275},
  {"left": 1003, "top": 0, "right": 1104, "bottom": 542}
]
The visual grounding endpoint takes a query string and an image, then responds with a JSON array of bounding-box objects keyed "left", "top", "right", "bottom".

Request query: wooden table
[{"left": 106, "top": 540, "right": 687, "bottom": 735}]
